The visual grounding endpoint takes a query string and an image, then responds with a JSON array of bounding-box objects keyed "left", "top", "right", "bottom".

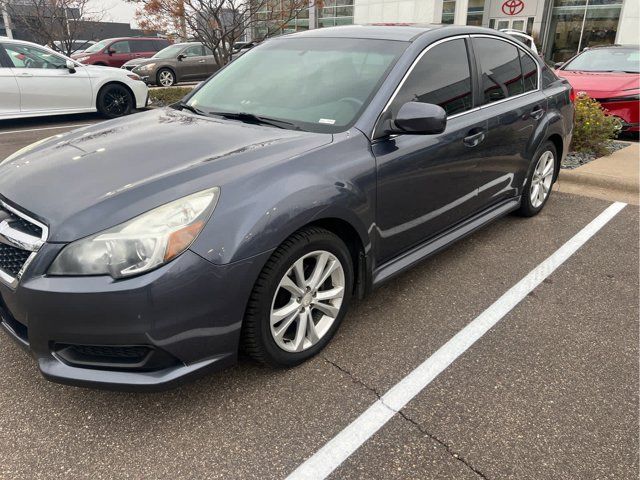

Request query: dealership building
[{"left": 267, "top": 0, "right": 638, "bottom": 63}]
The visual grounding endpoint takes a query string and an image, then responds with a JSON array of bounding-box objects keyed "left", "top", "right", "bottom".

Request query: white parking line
[
  {"left": 0, "top": 124, "right": 94, "bottom": 136},
  {"left": 286, "top": 201, "right": 627, "bottom": 480}
]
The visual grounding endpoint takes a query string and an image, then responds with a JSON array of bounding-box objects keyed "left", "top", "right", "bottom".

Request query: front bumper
[
  {"left": 0, "top": 244, "right": 270, "bottom": 391},
  {"left": 599, "top": 99, "right": 640, "bottom": 132}
]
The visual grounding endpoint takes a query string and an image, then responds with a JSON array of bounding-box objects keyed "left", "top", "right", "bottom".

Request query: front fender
[{"left": 190, "top": 130, "right": 376, "bottom": 265}]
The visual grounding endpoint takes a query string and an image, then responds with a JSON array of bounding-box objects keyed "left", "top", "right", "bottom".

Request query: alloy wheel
[
  {"left": 270, "top": 250, "right": 345, "bottom": 353},
  {"left": 159, "top": 70, "right": 174, "bottom": 87},
  {"left": 103, "top": 87, "right": 131, "bottom": 116},
  {"left": 530, "top": 150, "right": 554, "bottom": 208}
]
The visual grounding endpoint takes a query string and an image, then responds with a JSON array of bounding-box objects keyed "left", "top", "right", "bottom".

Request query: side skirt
[{"left": 372, "top": 197, "right": 521, "bottom": 288}]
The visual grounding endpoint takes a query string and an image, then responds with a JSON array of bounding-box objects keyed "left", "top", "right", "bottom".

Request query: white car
[{"left": 0, "top": 38, "right": 148, "bottom": 120}]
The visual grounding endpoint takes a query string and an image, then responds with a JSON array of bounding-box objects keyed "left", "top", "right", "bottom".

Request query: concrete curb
[{"left": 558, "top": 169, "right": 638, "bottom": 194}]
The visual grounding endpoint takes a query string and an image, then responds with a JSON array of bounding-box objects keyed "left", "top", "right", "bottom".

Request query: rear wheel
[
  {"left": 97, "top": 84, "right": 133, "bottom": 118},
  {"left": 518, "top": 141, "right": 557, "bottom": 217},
  {"left": 242, "top": 227, "right": 353, "bottom": 367},
  {"left": 157, "top": 68, "right": 175, "bottom": 87}
]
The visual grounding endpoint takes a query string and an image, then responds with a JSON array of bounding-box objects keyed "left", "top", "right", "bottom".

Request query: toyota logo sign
[{"left": 502, "top": 0, "right": 525, "bottom": 15}]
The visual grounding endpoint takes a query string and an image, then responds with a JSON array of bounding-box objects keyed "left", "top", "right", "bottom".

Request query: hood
[
  {"left": 0, "top": 108, "right": 332, "bottom": 242},
  {"left": 556, "top": 70, "right": 640, "bottom": 99}
]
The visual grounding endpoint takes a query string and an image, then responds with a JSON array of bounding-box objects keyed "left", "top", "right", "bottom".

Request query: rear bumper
[{"left": 0, "top": 247, "right": 270, "bottom": 391}]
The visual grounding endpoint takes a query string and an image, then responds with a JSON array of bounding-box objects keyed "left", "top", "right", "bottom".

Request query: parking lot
[{"left": 0, "top": 115, "right": 638, "bottom": 480}]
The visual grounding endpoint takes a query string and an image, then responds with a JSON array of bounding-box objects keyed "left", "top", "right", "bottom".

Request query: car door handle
[
  {"left": 16, "top": 72, "right": 33, "bottom": 77},
  {"left": 198, "top": 59, "right": 206, "bottom": 63},
  {"left": 530, "top": 106, "right": 545, "bottom": 120},
  {"left": 463, "top": 129, "right": 486, "bottom": 148}
]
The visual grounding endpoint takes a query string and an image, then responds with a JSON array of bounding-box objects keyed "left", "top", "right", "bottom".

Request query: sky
[{"left": 87, "top": 0, "right": 140, "bottom": 28}]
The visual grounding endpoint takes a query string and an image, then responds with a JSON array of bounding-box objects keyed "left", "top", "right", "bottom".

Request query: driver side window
[
  {"left": 4, "top": 43, "right": 67, "bottom": 69},
  {"left": 183, "top": 45, "right": 203, "bottom": 57},
  {"left": 389, "top": 39, "right": 473, "bottom": 118}
]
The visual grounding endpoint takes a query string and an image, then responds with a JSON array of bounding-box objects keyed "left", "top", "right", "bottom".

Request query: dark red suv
[{"left": 71, "top": 37, "right": 171, "bottom": 68}]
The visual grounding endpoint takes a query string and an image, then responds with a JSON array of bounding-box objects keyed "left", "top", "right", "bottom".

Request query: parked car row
[{"left": 0, "top": 37, "right": 149, "bottom": 120}]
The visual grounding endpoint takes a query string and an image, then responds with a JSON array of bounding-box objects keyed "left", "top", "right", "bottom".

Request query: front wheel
[
  {"left": 97, "top": 84, "right": 133, "bottom": 118},
  {"left": 242, "top": 227, "right": 354, "bottom": 367},
  {"left": 157, "top": 68, "right": 175, "bottom": 87},
  {"left": 518, "top": 141, "right": 557, "bottom": 217}
]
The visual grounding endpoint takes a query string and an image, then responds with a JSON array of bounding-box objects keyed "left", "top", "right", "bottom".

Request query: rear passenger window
[
  {"left": 519, "top": 50, "right": 538, "bottom": 92},
  {"left": 131, "top": 40, "right": 156, "bottom": 52},
  {"left": 390, "top": 39, "right": 473, "bottom": 117},
  {"left": 474, "top": 38, "right": 524, "bottom": 103}
]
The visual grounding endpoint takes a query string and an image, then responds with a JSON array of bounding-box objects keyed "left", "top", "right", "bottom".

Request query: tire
[
  {"left": 517, "top": 141, "right": 557, "bottom": 217},
  {"left": 156, "top": 68, "right": 175, "bottom": 87},
  {"left": 242, "top": 227, "right": 354, "bottom": 367},
  {"left": 97, "top": 84, "right": 133, "bottom": 118}
]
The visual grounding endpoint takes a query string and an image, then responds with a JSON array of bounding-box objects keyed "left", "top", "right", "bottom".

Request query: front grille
[
  {"left": 0, "top": 243, "right": 31, "bottom": 277},
  {"left": 0, "top": 203, "right": 45, "bottom": 284},
  {"left": 4, "top": 209, "right": 43, "bottom": 237}
]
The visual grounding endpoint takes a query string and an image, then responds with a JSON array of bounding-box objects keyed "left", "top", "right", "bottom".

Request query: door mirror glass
[
  {"left": 177, "top": 53, "right": 186, "bottom": 61},
  {"left": 393, "top": 102, "right": 447, "bottom": 135},
  {"left": 553, "top": 61, "right": 563, "bottom": 69},
  {"left": 65, "top": 59, "right": 76, "bottom": 72}
]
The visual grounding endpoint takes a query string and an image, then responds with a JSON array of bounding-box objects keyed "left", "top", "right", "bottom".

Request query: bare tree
[
  {"left": 131, "top": 0, "right": 313, "bottom": 66},
  {"left": 2, "top": 0, "right": 105, "bottom": 56}
]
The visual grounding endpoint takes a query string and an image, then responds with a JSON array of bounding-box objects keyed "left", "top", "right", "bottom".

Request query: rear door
[
  {"left": 3, "top": 42, "right": 92, "bottom": 112},
  {"left": 469, "top": 35, "right": 546, "bottom": 207},
  {"left": 131, "top": 39, "right": 158, "bottom": 60}
]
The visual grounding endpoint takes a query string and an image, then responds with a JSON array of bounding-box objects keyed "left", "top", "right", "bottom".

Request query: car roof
[
  {"left": 100, "top": 37, "right": 165, "bottom": 42},
  {"left": 286, "top": 24, "right": 501, "bottom": 42}
]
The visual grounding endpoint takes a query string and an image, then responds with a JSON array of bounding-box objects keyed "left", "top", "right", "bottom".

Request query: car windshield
[
  {"left": 563, "top": 47, "right": 640, "bottom": 73},
  {"left": 83, "top": 39, "right": 110, "bottom": 53},
  {"left": 187, "top": 37, "right": 408, "bottom": 133},
  {"left": 153, "top": 44, "right": 186, "bottom": 59}
]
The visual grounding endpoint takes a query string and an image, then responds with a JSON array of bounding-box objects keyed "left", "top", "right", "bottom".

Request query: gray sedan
[{"left": 122, "top": 42, "right": 219, "bottom": 86}]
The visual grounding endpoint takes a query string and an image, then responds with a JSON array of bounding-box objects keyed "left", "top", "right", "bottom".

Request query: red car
[
  {"left": 71, "top": 37, "right": 171, "bottom": 68},
  {"left": 555, "top": 45, "right": 640, "bottom": 132}
]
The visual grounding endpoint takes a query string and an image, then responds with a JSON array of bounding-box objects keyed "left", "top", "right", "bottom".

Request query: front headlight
[
  {"left": 2, "top": 135, "right": 60, "bottom": 165},
  {"left": 49, "top": 187, "right": 220, "bottom": 278},
  {"left": 138, "top": 63, "right": 155, "bottom": 72}
]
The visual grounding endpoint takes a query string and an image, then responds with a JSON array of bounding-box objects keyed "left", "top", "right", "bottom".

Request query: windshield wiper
[
  {"left": 209, "top": 111, "right": 298, "bottom": 130},
  {"left": 174, "top": 101, "right": 206, "bottom": 116}
]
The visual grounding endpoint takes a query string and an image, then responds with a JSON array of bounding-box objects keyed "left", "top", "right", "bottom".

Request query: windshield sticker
[{"left": 319, "top": 118, "right": 336, "bottom": 125}]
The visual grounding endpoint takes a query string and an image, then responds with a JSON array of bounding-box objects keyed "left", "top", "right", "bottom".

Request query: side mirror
[
  {"left": 553, "top": 61, "right": 563, "bottom": 69},
  {"left": 65, "top": 59, "right": 76, "bottom": 73},
  {"left": 177, "top": 53, "right": 186, "bottom": 61},
  {"left": 107, "top": 48, "right": 115, "bottom": 55},
  {"left": 392, "top": 102, "right": 447, "bottom": 135}
]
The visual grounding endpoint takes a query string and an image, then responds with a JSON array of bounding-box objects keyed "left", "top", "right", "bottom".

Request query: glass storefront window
[
  {"left": 466, "top": 0, "right": 484, "bottom": 26},
  {"left": 442, "top": 0, "right": 455, "bottom": 24},
  {"left": 546, "top": 0, "right": 623, "bottom": 63}
]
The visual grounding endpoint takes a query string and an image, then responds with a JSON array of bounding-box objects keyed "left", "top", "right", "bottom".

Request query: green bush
[
  {"left": 571, "top": 94, "right": 619, "bottom": 156},
  {"left": 148, "top": 87, "right": 194, "bottom": 107}
]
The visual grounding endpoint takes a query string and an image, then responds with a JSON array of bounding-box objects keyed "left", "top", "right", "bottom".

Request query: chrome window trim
[
  {"left": 470, "top": 33, "right": 542, "bottom": 105},
  {"left": 0, "top": 200, "right": 48, "bottom": 289},
  {"left": 371, "top": 35, "right": 471, "bottom": 139},
  {"left": 371, "top": 33, "right": 543, "bottom": 139}
]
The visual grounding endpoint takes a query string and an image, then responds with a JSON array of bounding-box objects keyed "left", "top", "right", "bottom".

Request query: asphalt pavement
[{"left": 0, "top": 115, "right": 638, "bottom": 480}]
